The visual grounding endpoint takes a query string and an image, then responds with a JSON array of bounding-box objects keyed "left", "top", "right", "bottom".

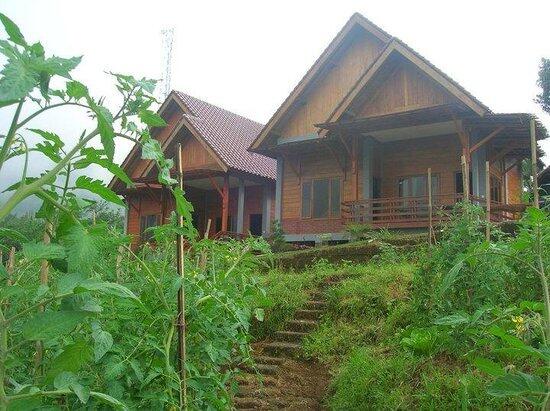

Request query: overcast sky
[{"left": 1, "top": 0, "right": 549, "bottom": 211}]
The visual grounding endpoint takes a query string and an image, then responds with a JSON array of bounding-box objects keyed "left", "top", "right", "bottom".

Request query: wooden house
[
  {"left": 249, "top": 13, "right": 547, "bottom": 242},
  {"left": 110, "top": 91, "right": 276, "bottom": 246}
]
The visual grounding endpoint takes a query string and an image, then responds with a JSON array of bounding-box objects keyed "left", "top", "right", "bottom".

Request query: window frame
[
  {"left": 301, "top": 176, "right": 343, "bottom": 220},
  {"left": 396, "top": 173, "right": 441, "bottom": 198},
  {"left": 139, "top": 213, "right": 161, "bottom": 242}
]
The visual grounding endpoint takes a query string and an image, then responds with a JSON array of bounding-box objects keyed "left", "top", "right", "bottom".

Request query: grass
[{"left": 293, "top": 257, "right": 523, "bottom": 409}]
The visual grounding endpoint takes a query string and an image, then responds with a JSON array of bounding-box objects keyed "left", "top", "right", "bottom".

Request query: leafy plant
[{"left": 0, "top": 13, "right": 265, "bottom": 410}]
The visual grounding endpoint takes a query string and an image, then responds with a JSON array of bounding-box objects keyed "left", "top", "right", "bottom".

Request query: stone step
[
  {"left": 233, "top": 397, "right": 266, "bottom": 409},
  {"left": 254, "top": 355, "right": 284, "bottom": 366},
  {"left": 235, "top": 386, "right": 269, "bottom": 399},
  {"left": 236, "top": 374, "right": 277, "bottom": 387},
  {"left": 287, "top": 319, "right": 318, "bottom": 333},
  {"left": 294, "top": 309, "right": 323, "bottom": 321},
  {"left": 264, "top": 341, "right": 301, "bottom": 357},
  {"left": 305, "top": 300, "right": 327, "bottom": 310},
  {"left": 242, "top": 363, "right": 279, "bottom": 376},
  {"left": 309, "top": 291, "right": 325, "bottom": 300},
  {"left": 274, "top": 330, "right": 308, "bottom": 343}
]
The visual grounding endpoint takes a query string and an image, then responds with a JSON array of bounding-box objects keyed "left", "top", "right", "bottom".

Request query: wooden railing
[{"left": 342, "top": 194, "right": 525, "bottom": 228}]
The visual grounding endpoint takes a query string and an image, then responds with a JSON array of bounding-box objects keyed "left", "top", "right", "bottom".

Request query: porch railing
[{"left": 342, "top": 194, "right": 525, "bottom": 228}]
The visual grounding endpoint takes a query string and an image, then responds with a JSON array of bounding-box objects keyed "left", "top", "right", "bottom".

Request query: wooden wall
[
  {"left": 506, "top": 165, "right": 522, "bottom": 204},
  {"left": 179, "top": 132, "right": 222, "bottom": 172},
  {"left": 278, "top": 27, "right": 386, "bottom": 140},
  {"left": 378, "top": 134, "right": 462, "bottom": 197},
  {"left": 357, "top": 60, "right": 454, "bottom": 118}
]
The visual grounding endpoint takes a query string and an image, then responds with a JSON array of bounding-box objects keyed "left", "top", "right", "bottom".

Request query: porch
[{"left": 342, "top": 194, "right": 526, "bottom": 229}]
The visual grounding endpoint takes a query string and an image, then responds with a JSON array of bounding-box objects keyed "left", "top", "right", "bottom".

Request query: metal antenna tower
[{"left": 160, "top": 28, "right": 174, "bottom": 100}]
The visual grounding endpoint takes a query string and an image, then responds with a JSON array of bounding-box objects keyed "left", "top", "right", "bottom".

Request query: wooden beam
[
  {"left": 489, "top": 145, "right": 522, "bottom": 164},
  {"left": 337, "top": 131, "right": 353, "bottom": 158},
  {"left": 221, "top": 174, "right": 229, "bottom": 232},
  {"left": 530, "top": 118, "right": 539, "bottom": 208},
  {"left": 469, "top": 126, "right": 505, "bottom": 155},
  {"left": 206, "top": 173, "right": 224, "bottom": 198}
]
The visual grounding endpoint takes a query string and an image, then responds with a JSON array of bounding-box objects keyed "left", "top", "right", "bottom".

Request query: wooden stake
[
  {"left": 35, "top": 221, "right": 52, "bottom": 377},
  {"left": 530, "top": 118, "right": 539, "bottom": 208},
  {"left": 175, "top": 143, "right": 187, "bottom": 408},
  {"left": 427, "top": 168, "right": 433, "bottom": 246},
  {"left": 485, "top": 161, "right": 491, "bottom": 241},
  {"left": 204, "top": 218, "right": 211, "bottom": 240},
  {"left": 115, "top": 245, "right": 124, "bottom": 283},
  {"left": 6, "top": 247, "right": 15, "bottom": 286}
]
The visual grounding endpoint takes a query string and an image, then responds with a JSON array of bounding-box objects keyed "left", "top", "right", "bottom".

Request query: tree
[{"left": 536, "top": 58, "right": 550, "bottom": 114}]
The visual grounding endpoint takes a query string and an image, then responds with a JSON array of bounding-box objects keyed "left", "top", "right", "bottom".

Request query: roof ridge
[{"left": 174, "top": 90, "right": 264, "bottom": 128}]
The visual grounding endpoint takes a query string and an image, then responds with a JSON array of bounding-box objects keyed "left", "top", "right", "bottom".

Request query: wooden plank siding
[
  {"left": 278, "top": 28, "right": 386, "bottom": 140},
  {"left": 356, "top": 60, "right": 454, "bottom": 118}
]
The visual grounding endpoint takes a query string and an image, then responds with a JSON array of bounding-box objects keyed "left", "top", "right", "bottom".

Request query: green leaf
[
  {"left": 75, "top": 176, "right": 124, "bottom": 206},
  {"left": 488, "top": 372, "right": 547, "bottom": 399},
  {"left": 0, "top": 57, "right": 38, "bottom": 100},
  {"left": 92, "top": 326, "right": 113, "bottom": 361},
  {"left": 22, "top": 310, "right": 89, "bottom": 341},
  {"left": 74, "top": 153, "right": 132, "bottom": 187},
  {"left": 33, "top": 141, "right": 62, "bottom": 163},
  {"left": 54, "top": 371, "right": 90, "bottom": 404},
  {"left": 90, "top": 104, "right": 115, "bottom": 160},
  {"left": 473, "top": 357, "right": 504, "bottom": 377},
  {"left": 22, "top": 242, "right": 66, "bottom": 261},
  {"left": 0, "top": 13, "right": 27, "bottom": 47},
  {"left": 138, "top": 109, "right": 166, "bottom": 127},
  {"left": 141, "top": 138, "right": 163, "bottom": 161},
  {"left": 0, "top": 227, "right": 28, "bottom": 243},
  {"left": 29, "top": 128, "right": 64, "bottom": 148},
  {"left": 47, "top": 341, "right": 93, "bottom": 383},
  {"left": 254, "top": 308, "right": 265, "bottom": 322},
  {"left": 31, "top": 55, "right": 81, "bottom": 78},
  {"left": 438, "top": 258, "right": 464, "bottom": 296},
  {"left": 434, "top": 313, "right": 469, "bottom": 326},
  {"left": 62, "top": 224, "right": 99, "bottom": 275},
  {"left": 89, "top": 391, "right": 127, "bottom": 410},
  {"left": 74, "top": 279, "right": 140, "bottom": 302},
  {"left": 66, "top": 80, "right": 88, "bottom": 100}
]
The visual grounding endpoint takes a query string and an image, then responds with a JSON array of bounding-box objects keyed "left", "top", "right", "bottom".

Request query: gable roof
[
  {"left": 173, "top": 91, "right": 276, "bottom": 179},
  {"left": 249, "top": 12, "right": 392, "bottom": 152},
  {"left": 110, "top": 92, "right": 275, "bottom": 191},
  {"left": 250, "top": 12, "right": 491, "bottom": 152},
  {"left": 321, "top": 38, "right": 490, "bottom": 134}
]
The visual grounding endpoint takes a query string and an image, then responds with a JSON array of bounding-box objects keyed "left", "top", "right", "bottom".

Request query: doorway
[{"left": 249, "top": 214, "right": 262, "bottom": 236}]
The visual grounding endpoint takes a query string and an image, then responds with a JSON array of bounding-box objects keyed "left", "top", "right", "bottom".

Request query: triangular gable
[
  {"left": 249, "top": 13, "right": 392, "bottom": 153},
  {"left": 138, "top": 93, "right": 228, "bottom": 178},
  {"left": 321, "top": 39, "right": 490, "bottom": 135},
  {"left": 108, "top": 92, "right": 228, "bottom": 192}
]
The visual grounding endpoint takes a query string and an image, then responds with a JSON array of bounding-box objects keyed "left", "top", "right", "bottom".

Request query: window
[
  {"left": 455, "top": 172, "right": 473, "bottom": 196},
  {"left": 398, "top": 174, "right": 439, "bottom": 198},
  {"left": 140, "top": 214, "right": 160, "bottom": 242},
  {"left": 490, "top": 176, "right": 502, "bottom": 203},
  {"left": 301, "top": 177, "right": 342, "bottom": 219}
]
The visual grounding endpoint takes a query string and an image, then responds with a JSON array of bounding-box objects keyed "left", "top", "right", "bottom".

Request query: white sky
[{"left": 1, "top": 0, "right": 550, "bottom": 210}]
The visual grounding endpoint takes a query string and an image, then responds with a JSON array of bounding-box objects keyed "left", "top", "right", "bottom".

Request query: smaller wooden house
[{"left": 109, "top": 91, "right": 276, "bottom": 246}]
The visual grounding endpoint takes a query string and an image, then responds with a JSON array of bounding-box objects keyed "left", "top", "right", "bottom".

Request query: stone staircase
[{"left": 233, "top": 288, "right": 333, "bottom": 410}]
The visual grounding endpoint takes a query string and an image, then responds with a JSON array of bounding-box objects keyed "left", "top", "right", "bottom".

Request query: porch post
[
  {"left": 470, "top": 131, "right": 488, "bottom": 198},
  {"left": 530, "top": 118, "right": 539, "bottom": 208},
  {"left": 221, "top": 175, "right": 229, "bottom": 232},
  {"left": 236, "top": 178, "right": 245, "bottom": 233},
  {"left": 275, "top": 156, "right": 283, "bottom": 221},
  {"left": 362, "top": 138, "right": 374, "bottom": 199},
  {"left": 262, "top": 184, "right": 272, "bottom": 236}
]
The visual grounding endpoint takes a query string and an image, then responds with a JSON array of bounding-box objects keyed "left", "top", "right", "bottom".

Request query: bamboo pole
[
  {"left": 485, "top": 161, "right": 491, "bottom": 241},
  {"left": 175, "top": 143, "right": 187, "bottom": 408},
  {"left": 530, "top": 118, "right": 539, "bottom": 208},
  {"left": 427, "top": 168, "right": 433, "bottom": 246},
  {"left": 115, "top": 245, "right": 124, "bottom": 283},
  {"left": 6, "top": 247, "right": 14, "bottom": 286}
]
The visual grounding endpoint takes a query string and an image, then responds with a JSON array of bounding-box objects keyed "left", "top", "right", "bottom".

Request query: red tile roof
[{"left": 174, "top": 91, "right": 276, "bottom": 179}]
